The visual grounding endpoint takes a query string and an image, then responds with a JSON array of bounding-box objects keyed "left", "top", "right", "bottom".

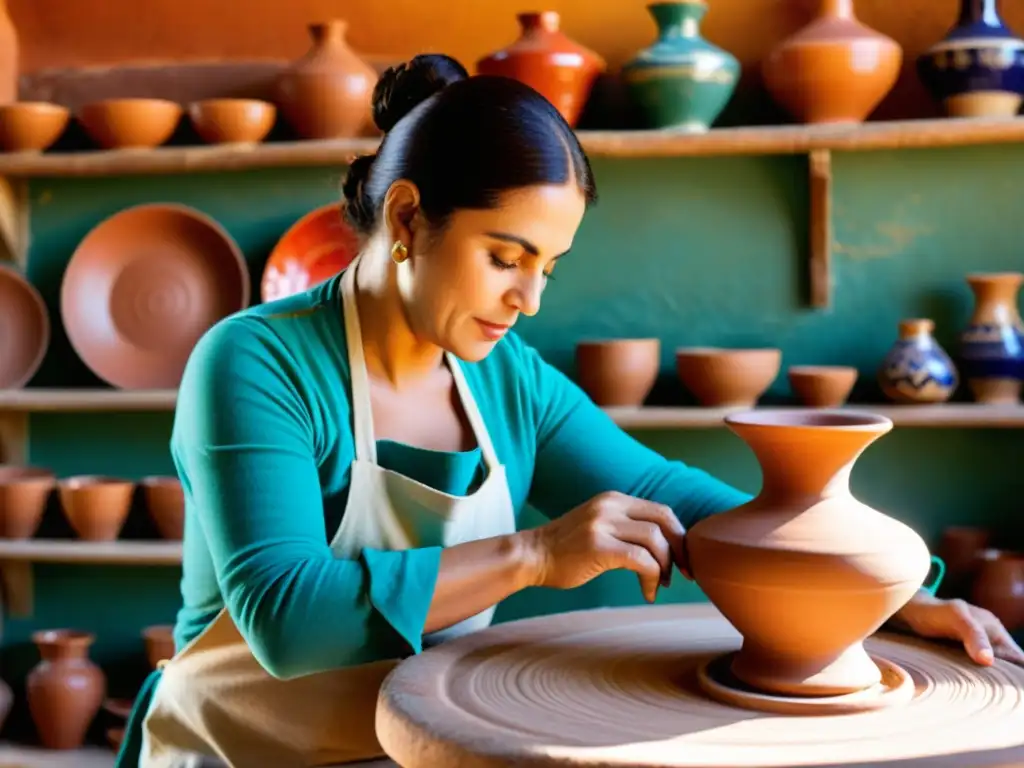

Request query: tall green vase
[{"left": 622, "top": 1, "right": 739, "bottom": 132}]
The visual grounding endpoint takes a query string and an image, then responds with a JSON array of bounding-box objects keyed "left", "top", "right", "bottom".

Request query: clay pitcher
[
  {"left": 686, "top": 410, "right": 931, "bottom": 696},
  {"left": 971, "top": 549, "right": 1024, "bottom": 631},
  {"left": 762, "top": 0, "right": 902, "bottom": 123},
  {"left": 476, "top": 11, "right": 605, "bottom": 127},
  {"left": 26, "top": 630, "right": 106, "bottom": 749},
  {"left": 0, "top": 0, "right": 17, "bottom": 104},
  {"left": 959, "top": 272, "right": 1024, "bottom": 404},
  {"left": 276, "top": 20, "right": 377, "bottom": 139}
]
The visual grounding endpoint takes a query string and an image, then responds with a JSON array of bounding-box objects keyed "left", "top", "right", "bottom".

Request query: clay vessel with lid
[
  {"left": 0, "top": 465, "right": 55, "bottom": 539},
  {"left": 959, "top": 272, "right": 1024, "bottom": 404},
  {"left": 686, "top": 410, "right": 931, "bottom": 696},
  {"left": 575, "top": 338, "right": 660, "bottom": 406},
  {"left": 762, "top": 0, "right": 901, "bottom": 123},
  {"left": 58, "top": 476, "right": 134, "bottom": 541},
  {"left": 27, "top": 630, "right": 106, "bottom": 749},
  {"left": 878, "top": 319, "right": 958, "bottom": 403},
  {"left": 476, "top": 11, "right": 605, "bottom": 127},
  {"left": 971, "top": 549, "right": 1024, "bottom": 631},
  {"left": 276, "top": 20, "right": 377, "bottom": 140}
]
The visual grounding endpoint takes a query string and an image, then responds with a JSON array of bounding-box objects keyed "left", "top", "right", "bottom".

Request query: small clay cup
[
  {"left": 0, "top": 465, "right": 55, "bottom": 539},
  {"left": 142, "top": 624, "right": 176, "bottom": 669},
  {"left": 787, "top": 365, "right": 858, "bottom": 407},
  {"left": 676, "top": 347, "right": 781, "bottom": 407},
  {"left": 0, "top": 102, "right": 69, "bottom": 152},
  {"left": 78, "top": 98, "right": 182, "bottom": 149},
  {"left": 58, "top": 475, "right": 135, "bottom": 541},
  {"left": 187, "top": 98, "right": 277, "bottom": 145},
  {"left": 141, "top": 475, "right": 184, "bottom": 539},
  {"left": 575, "top": 338, "right": 660, "bottom": 406}
]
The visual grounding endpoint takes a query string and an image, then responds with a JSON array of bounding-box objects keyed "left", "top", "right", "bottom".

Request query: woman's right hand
[{"left": 519, "top": 491, "right": 688, "bottom": 603}]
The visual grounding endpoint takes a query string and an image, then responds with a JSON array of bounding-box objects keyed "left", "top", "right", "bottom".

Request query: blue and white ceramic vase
[
  {"left": 917, "top": 0, "right": 1024, "bottom": 117},
  {"left": 878, "top": 319, "right": 958, "bottom": 403},
  {"left": 959, "top": 272, "right": 1024, "bottom": 404}
]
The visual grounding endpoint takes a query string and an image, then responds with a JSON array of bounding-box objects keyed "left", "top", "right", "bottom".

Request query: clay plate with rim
[
  {"left": 60, "top": 203, "right": 250, "bottom": 389},
  {"left": 0, "top": 263, "right": 50, "bottom": 388}
]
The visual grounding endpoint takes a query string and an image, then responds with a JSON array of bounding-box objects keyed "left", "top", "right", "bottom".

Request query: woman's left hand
[{"left": 892, "top": 591, "right": 1024, "bottom": 666}]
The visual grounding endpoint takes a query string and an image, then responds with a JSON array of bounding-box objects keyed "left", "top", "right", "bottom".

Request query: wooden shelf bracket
[{"left": 808, "top": 148, "right": 833, "bottom": 309}]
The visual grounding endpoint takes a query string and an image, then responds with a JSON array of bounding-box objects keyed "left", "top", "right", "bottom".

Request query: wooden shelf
[
  {"left": 0, "top": 388, "right": 177, "bottom": 411},
  {"left": 0, "top": 117, "right": 1021, "bottom": 178},
  {"left": 0, "top": 743, "right": 112, "bottom": 767}
]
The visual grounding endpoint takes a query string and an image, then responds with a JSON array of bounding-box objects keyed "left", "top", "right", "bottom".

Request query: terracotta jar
[
  {"left": 938, "top": 525, "right": 990, "bottom": 583},
  {"left": 476, "top": 12, "right": 604, "bottom": 127},
  {"left": 687, "top": 410, "right": 931, "bottom": 696},
  {"left": 27, "top": 630, "right": 106, "bottom": 750},
  {"left": 276, "top": 20, "right": 377, "bottom": 139},
  {"left": 0, "top": 1, "right": 17, "bottom": 104},
  {"left": 878, "top": 319, "right": 959, "bottom": 403},
  {"left": 959, "top": 272, "right": 1024, "bottom": 404},
  {"left": 971, "top": 549, "right": 1024, "bottom": 631},
  {"left": 762, "top": 0, "right": 902, "bottom": 123},
  {"left": 575, "top": 338, "right": 660, "bottom": 406}
]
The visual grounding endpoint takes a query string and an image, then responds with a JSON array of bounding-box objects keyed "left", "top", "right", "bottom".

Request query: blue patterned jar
[
  {"left": 959, "top": 272, "right": 1024, "bottom": 404},
  {"left": 917, "top": 0, "right": 1024, "bottom": 117},
  {"left": 878, "top": 319, "right": 958, "bottom": 403}
]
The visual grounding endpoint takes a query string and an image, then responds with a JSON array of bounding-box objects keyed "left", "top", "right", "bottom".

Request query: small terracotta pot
[
  {"left": 937, "top": 525, "right": 990, "bottom": 581},
  {"left": 676, "top": 347, "right": 781, "bottom": 407},
  {"left": 787, "top": 365, "right": 858, "bottom": 407},
  {"left": 0, "top": 102, "right": 69, "bottom": 152},
  {"left": 141, "top": 476, "right": 184, "bottom": 539},
  {"left": 27, "top": 629, "right": 106, "bottom": 750},
  {"left": 58, "top": 476, "right": 134, "bottom": 541},
  {"left": 78, "top": 98, "right": 182, "bottom": 149},
  {"left": 143, "top": 624, "right": 176, "bottom": 669},
  {"left": 187, "top": 98, "right": 277, "bottom": 145},
  {"left": 0, "top": 465, "right": 55, "bottom": 539},
  {"left": 971, "top": 549, "right": 1024, "bottom": 631},
  {"left": 575, "top": 338, "right": 660, "bottom": 406}
]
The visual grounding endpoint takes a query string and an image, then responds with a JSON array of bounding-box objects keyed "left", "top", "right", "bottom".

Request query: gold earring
[{"left": 391, "top": 241, "right": 409, "bottom": 264}]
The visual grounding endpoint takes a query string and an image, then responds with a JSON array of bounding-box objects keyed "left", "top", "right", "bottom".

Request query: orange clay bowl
[
  {"left": 575, "top": 338, "right": 660, "bottom": 407},
  {"left": 0, "top": 102, "right": 69, "bottom": 152},
  {"left": 788, "top": 365, "right": 859, "bottom": 407},
  {"left": 78, "top": 98, "right": 182, "bottom": 149},
  {"left": 187, "top": 98, "right": 277, "bottom": 145},
  {"left": 675, "top": 347, "right": 781, "bottom": 407}
]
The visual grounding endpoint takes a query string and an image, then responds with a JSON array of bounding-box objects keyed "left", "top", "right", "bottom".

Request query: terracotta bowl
[
  {"left": 675, "top": 347, "right": 782, "bottom": 407},
  {"left": 188, "top": 98, "right": 277, "bottom": 144},
  {"left": 0, "top": 102, "right": 69, "bottom": 152},
  {"left": 575, "top": 338, "right": 660, "bottom": 406},
  {"left": 57, "top": 475, "right": 135, "bottom": 541},
  {"left": 78, "top": 98, "right": 182, "bottom": 149},
  {"left": 141, "top": 475, "right": 184, "bottom": 539},
  {"left": 787, "top": 365, "right": 858, "bottom": 407},
  {"left": 143, "top": 624, "right": 176, "bottom": 669},
  {"left": 60, "top": 203, "right": 250, "bottom": 389},
  {"left": 0, "top": 264, "right": 50, "bottom": 389},
  {"left": 0, "top": 466, "right": 55, "bottom": 539}
]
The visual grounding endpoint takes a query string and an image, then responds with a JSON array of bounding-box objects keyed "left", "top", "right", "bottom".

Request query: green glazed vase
[{"left": 622, "top": 1, "right": 739, "bottom": 132}]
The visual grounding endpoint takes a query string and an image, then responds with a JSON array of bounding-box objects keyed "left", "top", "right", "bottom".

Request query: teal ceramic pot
[{"left": 621, "top": 1, "right": 739, "bottom": 132}]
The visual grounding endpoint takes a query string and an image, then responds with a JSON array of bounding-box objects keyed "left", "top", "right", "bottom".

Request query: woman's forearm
[{"left": 422, "top": 532, "right": 540, "bottom": 634}]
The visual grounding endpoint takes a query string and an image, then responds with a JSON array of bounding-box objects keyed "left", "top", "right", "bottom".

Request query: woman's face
[{"left": 399, "top": 181, "right": 587, "bottom": 362}]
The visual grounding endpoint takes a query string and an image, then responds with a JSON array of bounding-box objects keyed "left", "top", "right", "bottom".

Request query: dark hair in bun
[{"left": 341, "top": 53, "right": 597, "bottom": 235}]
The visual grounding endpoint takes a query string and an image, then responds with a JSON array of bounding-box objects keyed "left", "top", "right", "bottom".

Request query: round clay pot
[
  {"left": 971, "top": 549, "right": 1024, "bottom": 631},
  {"left": 575, "top": 338, "right": 660, "bottom": 406},
  {"left": 787, "top": 365, "right": 858, "bottom": 407},
  {"left": 0, "top": 102, "right": 69, "bottom": 152},
  {"left": 0, "top": 263, "right": 50, "bottom": 389},
  {"left": 26, "top": 629, "right": 106, "bottom": 750},
  {"left": 937, "top": 525, "right": 990, "bottom": 582},
  {"left": 276, "top": 20, "right": 377, "bottom": 140},
  {"left": 187, "top": 98, "right": 277, "bottom": 145},
  {"left": 959, "top": 272, "right": 1024, "bottom": 404},
  {"left": 675, "top": 347, "right": 781, "bottom": 407},
  {"left": 476, "top": 11, "right": 605, "bottom": 127},
  {"left": 878, "top": 318, "right": 959, "bottom": 404},
  {"left": 686, "top": 409, "right": 931, "bottom": 696},
  {"left": 78, "top": 98, "right": 182, "bottom": 149},
  {"left": 0, "top": 465, "right": 55, "bottom": 539},
  {"left": 143, "top": 624, "right": 176, "bottom": 669},
  {"left": 761, "top": 0, "right": 902, "bottom": 124},
  {"left": 57, "top": 476, "right": 134, "bottom": 541},
  {"left": 141, "top": 476, "right": 184, "bottom": 540}
]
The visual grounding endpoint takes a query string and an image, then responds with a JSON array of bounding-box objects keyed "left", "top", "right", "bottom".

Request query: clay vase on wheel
[
  {"left": 26, "top": 630, "right": 106, "bottom": 749},
  {"left": 686, "top": 410, "right": 931, "bottom": 696}
]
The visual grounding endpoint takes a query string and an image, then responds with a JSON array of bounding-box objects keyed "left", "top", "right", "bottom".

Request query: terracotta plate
[
  {"left": 0, "top": 264, "right": 49, "bottom": 388},
  {"left": 260, "top": 202, "right": 359, "bottom": 302},
  {"left": 60, "top": 203, "right": 250, "bottom": 389}
]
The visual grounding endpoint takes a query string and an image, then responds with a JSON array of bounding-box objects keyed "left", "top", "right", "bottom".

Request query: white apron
[{"left": 136, "top": 257, "right": 517, "bottom": 767}]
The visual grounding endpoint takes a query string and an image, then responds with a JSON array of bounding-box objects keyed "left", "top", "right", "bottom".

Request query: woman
[{"left": 117, "top": 54, "right": 1023, "bottom": 768}]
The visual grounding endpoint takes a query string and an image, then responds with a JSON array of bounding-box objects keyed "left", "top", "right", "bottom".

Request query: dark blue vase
[
  {"left": 878, "top": 319, "right": 958, "bottom": 404},
  {"left": 917, "top": 0, "right": 1024, "bottom": 117}
]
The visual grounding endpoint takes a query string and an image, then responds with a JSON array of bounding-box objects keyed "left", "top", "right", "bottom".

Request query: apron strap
[
  {"left": 447, "top": 353, "right": 500, "bottom": 471},
  {"left": 340, "top": 258, "right": 378, "bottom": 464}
]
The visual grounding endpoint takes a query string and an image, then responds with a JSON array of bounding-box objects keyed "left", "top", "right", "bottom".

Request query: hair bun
[{"left": 372, "top": 54, "right": 468, "bottom": 133}]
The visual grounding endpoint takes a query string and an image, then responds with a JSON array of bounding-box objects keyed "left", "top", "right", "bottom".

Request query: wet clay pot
[
  {"left": 276, "top": 20, "right": 377, "bottom": 140},
  {"left": 686, "top": 410, "right": 931, "bottom": 696},
  {"left": 959, "top": 272, "right": 1024, "bottom": 404},
  {"left": 878, "top": 318, "right": 959, "bottom": 403},
  {"left": 575, "top": 338, "right": 660, "bottom": 406},
  {"left": 58, "top": 476, "right": 134, "bottom": 541},
  {"left": 476, "top": 12, "right": 605, "bottom": 127},
  {"left": 27, "top": 630, "right": 106, "bottom": 750},
  {"left": 0, "top": 466, "right": 55, "bottom": 539},
  {"left": 762, "top": 0, "right": 902, "bottom": 123},
  {"left": 971, "top": 549, "right": 1024, "bottom": 631},
  {"left": 0, "top": 1, "right": 17, "bottom": 104},
  {"left": 141, "top": 476, "right": 184, "bottom": 540}
]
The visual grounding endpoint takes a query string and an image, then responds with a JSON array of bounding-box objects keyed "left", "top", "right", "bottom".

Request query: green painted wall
[{"left": 2, "top": 146, "right": 1022, "bottom": 744}]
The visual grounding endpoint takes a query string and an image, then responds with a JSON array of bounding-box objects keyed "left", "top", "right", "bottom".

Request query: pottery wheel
[{"left": 376, "top": 604, "right": 1024, "bottom": 767}]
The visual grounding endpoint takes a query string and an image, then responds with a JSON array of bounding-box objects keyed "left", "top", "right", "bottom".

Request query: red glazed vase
[
  {"left": 276, "top": 20, "right": 377, "bottom": 139},
  {"left": 476, "top": 11, "right": 605, "bottom": 127},
  {"left": 27, "top": 630, "right": 106, "bottom": 750}
]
